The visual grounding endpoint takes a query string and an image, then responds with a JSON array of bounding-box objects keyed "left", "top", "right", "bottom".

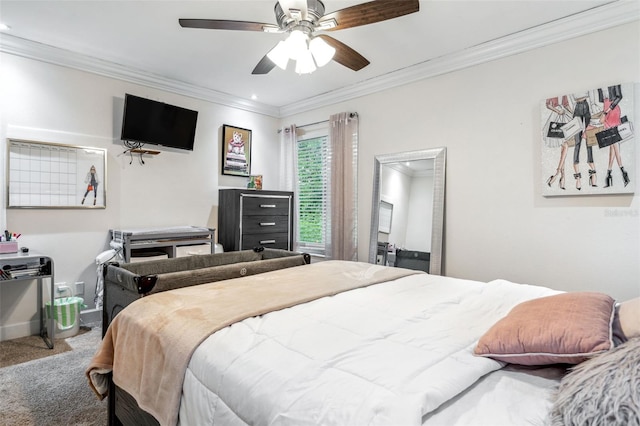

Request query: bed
[{"left": 87, "top": 254, "right": 639, "bottom": 426}]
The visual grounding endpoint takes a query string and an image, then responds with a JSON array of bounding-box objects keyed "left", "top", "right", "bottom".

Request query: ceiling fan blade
[
  {"left": 318, "top": 0, "right": 419, "bottom": 31},
  {"left": 316, "top": 35, "right": 370, "bottom": 71},
  {"left": 179, "top": 19, "right": 280, "bottom": 33},
  {"left": 252, "top": 55, "right": 277, "bottom": 75}
]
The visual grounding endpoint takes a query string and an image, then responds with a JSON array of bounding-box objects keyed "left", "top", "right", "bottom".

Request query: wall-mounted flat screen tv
[{"left": 120, "top": 93, "right": 198, "bottom": 151}]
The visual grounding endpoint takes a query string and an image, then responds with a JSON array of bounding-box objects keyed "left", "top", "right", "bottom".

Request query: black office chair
[{"left": 395, "top": 249, "right": 430, "bottom": 273}]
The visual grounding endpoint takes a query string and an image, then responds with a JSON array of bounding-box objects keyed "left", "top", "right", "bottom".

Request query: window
[
  {"left": 296, "top": 134, "right": 329, "bottom": 256},
  {"left": 289, "top": 113, "right": 358, "bottom": 260}
]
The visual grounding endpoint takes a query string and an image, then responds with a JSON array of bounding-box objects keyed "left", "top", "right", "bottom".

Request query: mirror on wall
[{"left": 369, "top": 148, "right": 446, "bottom": 275}]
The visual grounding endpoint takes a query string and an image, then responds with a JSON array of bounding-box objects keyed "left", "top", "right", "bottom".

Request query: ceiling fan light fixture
[
  {"left": 295, "top": 49, "right": 317, "bottom": 74},
  {"left": 180, "top": 0, "right": 420, "bottom": 75},
  {"left": 286, "top": 30, "right": 309, "bottom": 60},
  {"left": 267, "top": 40, "right": 290, "bottom": 70},
  {"left": 309, "top": 37, "right": 335, "bottom": 67}
]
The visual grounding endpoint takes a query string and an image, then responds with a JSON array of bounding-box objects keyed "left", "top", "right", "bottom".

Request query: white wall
[
  {"left": 282, "top": 22, "right": 640, "bottom": 301},
  {"left": 0, "top": 54, "right": 280, "bottom": 339},
  {"left": 405, "top": 175, "right": 433, "bottom": 252}
]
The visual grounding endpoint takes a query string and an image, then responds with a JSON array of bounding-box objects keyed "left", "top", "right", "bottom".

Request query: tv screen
[{"left": 120, "top": 94, "right": 198, "bottom": 151}]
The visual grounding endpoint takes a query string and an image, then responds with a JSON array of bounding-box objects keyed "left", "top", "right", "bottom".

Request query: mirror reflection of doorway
[
  {"left": 369, "top": 148, "right": 446, "bottom": 275},
  {"left": 378, "top": 159, "right": 433, "bottom": 268}
]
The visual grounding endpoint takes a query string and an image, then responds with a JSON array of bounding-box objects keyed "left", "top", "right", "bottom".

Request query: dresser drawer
[
  {"left": 242, "top": 232, "right": 290, "bottom": 250},
  {"left": 241, "top": 195, "right": 290, "bottom": 216},
  {"left": 241, "top": 215, "right": 289, "bottom": 234}
]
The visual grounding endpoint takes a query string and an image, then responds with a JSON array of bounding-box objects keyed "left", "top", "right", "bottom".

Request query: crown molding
[
  {"left": 0, "top": 34, "right": 281, "bottom": 117},
  {"left": 278, "top": 0, "right": 640, "bottom": 117},
  {"left": 1, "top": 1, "right": 637, "bottom": 119}
]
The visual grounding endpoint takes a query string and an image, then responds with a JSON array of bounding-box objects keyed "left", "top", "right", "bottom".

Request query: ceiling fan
[{"left": 179, "top": 0, "right": 420, "bottom": 75}]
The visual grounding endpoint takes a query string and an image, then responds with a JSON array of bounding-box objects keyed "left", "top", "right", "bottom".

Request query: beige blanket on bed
[{"left": 86, "top": 260, "right": 421, "bottom": 426}]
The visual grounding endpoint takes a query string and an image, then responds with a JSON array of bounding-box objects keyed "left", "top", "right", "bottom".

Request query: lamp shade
[
  {"left": 286, "top": 30, "right": 308, "bottom": 60},
  {"left": 309, "top": 37, "right": 336, "bottom": 67},
  {"left": 267, "top": 40, "right": 290, "bottom": 70},
  {"left": 295, "top": 49, "right": 317, "bottom": 74}
]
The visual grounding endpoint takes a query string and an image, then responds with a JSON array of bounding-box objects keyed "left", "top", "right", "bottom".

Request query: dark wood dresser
[{"left": 218, "top": 189, "right": 294, "bottom": 252}]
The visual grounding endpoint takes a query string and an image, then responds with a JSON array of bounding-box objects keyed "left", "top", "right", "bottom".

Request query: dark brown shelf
[{"left": 130, "top": 148, "right": 161, "bottom": 155}]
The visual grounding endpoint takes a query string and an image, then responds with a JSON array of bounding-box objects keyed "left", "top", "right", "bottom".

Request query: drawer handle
[
  {"left": 260, "top": 204, "right": 277, "bottom": 208},
  {"left": 260, "top": 222, "right": 276, "bottom": 226},
  {"left": 259, "top": 240, "right": 276, "bottom": 244}
]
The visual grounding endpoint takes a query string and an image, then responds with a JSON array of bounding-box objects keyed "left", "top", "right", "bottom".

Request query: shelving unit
[
  {"left": 0, "top": 251, "right": 55, "bottom": 348},
  {"left": 111, "top": 226, "right": 215, "bottom": 263}
]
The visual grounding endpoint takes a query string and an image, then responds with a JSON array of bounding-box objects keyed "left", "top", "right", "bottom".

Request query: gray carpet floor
[{"left": 0, "top": 323, "right": 107, "bottom": 426}]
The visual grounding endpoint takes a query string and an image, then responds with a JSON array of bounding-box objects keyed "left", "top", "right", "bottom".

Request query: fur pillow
[
  {"left": 474, "top": 292, "right": 615, "bottom": 365},
  {"left": 549, "top": 337, "right": 640, "bottom": 426}
]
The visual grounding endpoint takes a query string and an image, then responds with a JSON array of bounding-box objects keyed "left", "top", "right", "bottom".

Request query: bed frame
[{"left": 101, "top": 248, "right": 310, "bottom": 425}]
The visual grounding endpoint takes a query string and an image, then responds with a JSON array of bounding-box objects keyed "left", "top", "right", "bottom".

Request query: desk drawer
[
  {"left": 242, "top": 233, "right": 290, "bottom": 250},
  {"left": 242, "top": 215, "right": 289, "bottom": 234},
  {"left": 241, "top": 196, "right": 290, "bottom": 216}
]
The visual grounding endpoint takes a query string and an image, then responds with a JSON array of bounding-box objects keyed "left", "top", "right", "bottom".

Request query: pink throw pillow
[{"left": 474, "top": 292, "right": 615, "bottom": 365}]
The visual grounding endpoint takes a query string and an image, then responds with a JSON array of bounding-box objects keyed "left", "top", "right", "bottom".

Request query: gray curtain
[
  {"left": 279, "top": 124, "right": 297, "bottom": 192},
  {"left": 327, "top": 112, "right": 358, "bottom": 261},
  {"left": 279, "top": 124, "right": 298, "bottom": 251}
]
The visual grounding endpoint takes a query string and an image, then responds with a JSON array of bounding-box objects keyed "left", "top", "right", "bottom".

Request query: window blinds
[{"left": 296, "top": 136, "right": 329, "bottom": 255}]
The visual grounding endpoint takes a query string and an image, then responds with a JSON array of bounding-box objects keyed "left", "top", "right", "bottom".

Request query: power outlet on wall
[
  {"left": 54, "top": 282, "right": 70, "bottom": 296},
  {"left": 75, "top": 281, "right": 85, "bottom": 296}
]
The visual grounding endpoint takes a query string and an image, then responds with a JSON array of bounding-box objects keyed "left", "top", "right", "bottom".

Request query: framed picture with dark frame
[{"left": 221, "top": 124, "right": 252, "bottom": 177}]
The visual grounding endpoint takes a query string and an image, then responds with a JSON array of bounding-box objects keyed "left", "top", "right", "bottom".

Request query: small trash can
[{"left": 46, "top": 296, "right": 85, "bottom": 339}]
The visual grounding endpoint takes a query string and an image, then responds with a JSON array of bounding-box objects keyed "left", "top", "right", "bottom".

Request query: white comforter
[{"left": 178, "top": 273, "right": 560, "bottom": 425}]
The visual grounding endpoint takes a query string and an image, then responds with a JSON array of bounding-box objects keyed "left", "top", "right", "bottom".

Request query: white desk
[{"left": 0, "top": 251, "right": 55, "bottom": 348}]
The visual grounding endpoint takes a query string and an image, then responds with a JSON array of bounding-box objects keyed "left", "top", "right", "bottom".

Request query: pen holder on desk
[{"left": 0, "top": 241, "right": 18, "bottom": 254}]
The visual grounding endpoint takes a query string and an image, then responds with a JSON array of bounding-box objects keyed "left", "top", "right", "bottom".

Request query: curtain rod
[
  {"left": 298, "top": 119, "right": 329, "bottom": 128},
  {"left": 300, "top": 112, "right": 357, "bottom": 128},
  {"left": 277, "top": 119, "right": 328, "bottom": 134},
  {"left": 277, "top": 113, "right": 358, "bottom": 133},
  {"left": 278, "top": 120, "right": 329, "bottom": 133}
]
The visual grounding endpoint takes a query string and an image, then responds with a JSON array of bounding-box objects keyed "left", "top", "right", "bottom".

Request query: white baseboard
[
  {"left": 0, "top": 308, "right": 102, "bottom": 342},
  {"left": 80, "top": 308, "right": 102, "bottom": 325},
  {"left": 0, "top": 320, "right": 39, "bottom": 342}
]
